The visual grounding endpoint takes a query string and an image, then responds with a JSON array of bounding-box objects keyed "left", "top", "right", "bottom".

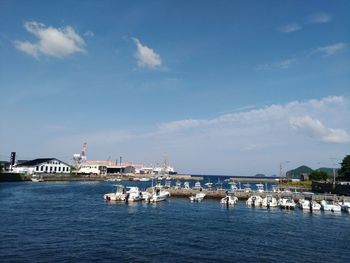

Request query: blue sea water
[{"left": 1, "top": 180, "right": 350, "bottom": 263}]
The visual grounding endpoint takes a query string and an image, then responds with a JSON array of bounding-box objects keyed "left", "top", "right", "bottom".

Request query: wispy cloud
[
  {"left": 15, "top": 21, "right": 86, "bottom": 58},
  {"left": 290, "top": 115, "right": 350, "bottom": 143},
  {"left": 256, "top": 58, "right": 296, "bottom": 70},
  {"left": 84, "top": 30, "right": 94, "bottom": 38},
  {"left": 307, "top": 13, "right": 332, "bottom": 24},
  {"left": 278, "top": 23, "right": 302, "bottom": 33},
  {"left": 133, "top": 38, "right": 162, "bottom": 69},
  {"left": 311, "top": 42, "right": 347, "bottom": 57}
]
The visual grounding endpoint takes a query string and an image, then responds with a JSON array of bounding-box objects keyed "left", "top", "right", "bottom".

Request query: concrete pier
[{"left": 167, "top": 188, "right": 345, "bottom": 202}]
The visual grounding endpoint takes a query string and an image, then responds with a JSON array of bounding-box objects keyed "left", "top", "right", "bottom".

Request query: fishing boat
[
  {"left": 340, "top": 197, "right": 350, "bottom": 213},
  {"left": 278, "top": 197, "right": 296, "bottom": 209},
  {"left": 228, "top": 182, "right": 238, "bottom": 192},
  {"left": 125, "top": 187, "right": 142, "bottom": 202},
  {"left": 246, "top": 195, "right": 263, "bottom": 207},
  {"left": 149, "top": 185, "right": 170, "bottom": 203},
  {"left": 321, "top": 199, "right": 341, "bottom": 212},
  {"left": 192, "top": 181, "right": 202, "bottom": 190},
  {"left": 140, "top": 191, "right": 152, "bottom": 202},
  {"left": 104, "top": 184, "right": 126, "bottom": 201},
  {"left": 261, "top": 195, "right": 278, "bottom": 208},
  {"left": 298, "top": 199, "right": 321, "bottom": 211},
  {"left": 255, "top": 183, "right": 264, "bottom": 193},
  {"left": 189, "top": 192, "right": 206, "bottom": 202},
  {"left": 243, "top": 183, "right": 252, "bottom": 192},
  {"left": 220, "top": 195, "right": 238, "bottom": 206},
  {"left": 174, "top": 180, "right": 181, "bottom": 189},
  {"left": 184, "top": 181, "right": 190, "bottom": 189},
  {"left": 164, "top": 179, "right": 172, "bottom": 188}
]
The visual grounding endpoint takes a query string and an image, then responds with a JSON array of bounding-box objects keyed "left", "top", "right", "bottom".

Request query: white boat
[
  {"left": 140, "top": 191, "right": 152, "bottom": 202},
  {"left": 139, "top": 177, "right": 150, "bottom": 182},
  {"left": 261, "top": 195, "right": 278, "bottom": 208},
  {"left": 31, "top": 178, "right": 44, "bottom": 182},
  {"left": 184, "top": 181, "right": 190, "bottom": 189},
  {"left": 125, "top": 186, "right": 142, "bottom": 202},
  {"left": 228, "top": 182, "right": 238, "bottom": 191},
  {"left": 340, "top": 197, "right": 350, "bottom": 213},
  {"left": 298, "top": 199, "right": 321, "bottom": 211},
  {"left": 278, "top": 197, "right": 296, "bottom": 209},
  {"left": 165, "top": 180, "right": 172, "bottom": 188},
  {"left": 104, "top": 184, "right": 126, "bottom": 201},
  {"left": 321, "top": 200, "right": 341, "bottom": 212},
  {"left": 204, "top": 182, "right": 213, "bottom": 189},
  {"left": 192, "top": 181, "right": 202, "bottom": 190},
  {"left": 246, "top": 195, "right": 263, "bottom": 207},
  {"left": 243, "top": 183, "right": 252, "bottom": 192},
  {"left": 189, "top": 192, "right": 206, "bottom": 202},
  {"left": 255, "top": 184, "right": 264, "bottom": 193},
  {"left": 271, "top": 185, "right": 280, "bottom": 193},
  {"left": 175, "top": 180, "right": 181, "bottom": 189},
  {"left": 220, "top": 195, "right": 238, "bottom": 206},
  {"left": 149, "top": 188, "right": 170, "bottom": 203}
]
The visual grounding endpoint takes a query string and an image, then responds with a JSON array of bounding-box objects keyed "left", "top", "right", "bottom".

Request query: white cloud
[
  {"left": 278, "top": 23, "right": 302, "bottom": 33},
  {"left": 290, "top": 115, "right": 350, "bottom": 143},
  {"left": 257, "top": 58, "right": 296, "bottom": 70},
  {"left": 15, "top": 21, "right": 86, "bottom": 58},
  {"left": 311, "top": 42, "right": 347, "bottom": 57},
  {"left": 133, "top": 38, "right": 162, "bottom": 68},
  {"left": 158, "top": 96, "right": 347, "bottom": 133},
  {"left": 84, "top": 30, "right": 94, "bottom": 38},
  {"left": 308, "top": 13, "right": 332, "bottom": 24}
]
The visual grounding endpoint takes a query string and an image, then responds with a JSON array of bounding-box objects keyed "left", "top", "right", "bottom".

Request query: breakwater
[{"left": 167, "top": 188, "right": 346, "bottom": 202}]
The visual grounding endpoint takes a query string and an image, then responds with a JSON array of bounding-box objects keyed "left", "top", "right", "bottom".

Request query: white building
[{"left": 13, "top": 158, "right": 71, "bottom": 175}]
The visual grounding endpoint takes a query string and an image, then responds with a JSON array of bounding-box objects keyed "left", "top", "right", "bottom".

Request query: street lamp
[
  {"left": 279, "top": 161, "right": 290, "bottom": 184},
  {"left": 330, "top": 158, "right": 338, "bottom": 186}
]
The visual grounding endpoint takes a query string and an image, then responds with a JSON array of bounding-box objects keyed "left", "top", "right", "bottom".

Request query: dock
[{"left": 167, "top": 188, "right": 346, "bottom": 202}]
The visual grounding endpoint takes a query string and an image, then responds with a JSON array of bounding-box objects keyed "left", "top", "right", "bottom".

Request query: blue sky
[{"left": 1, "top": 0, "right": 350, "bottom": 175}]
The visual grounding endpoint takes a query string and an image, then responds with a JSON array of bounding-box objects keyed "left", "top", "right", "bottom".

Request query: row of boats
[
  {"left": 246, "top": 194, "right": 350, "bottom": 212},
  {"left": 104, "top": 184, "right": 170, "bottom": 203}
]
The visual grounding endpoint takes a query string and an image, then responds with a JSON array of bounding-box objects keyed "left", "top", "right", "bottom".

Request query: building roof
[{"left": 16, "top": 158, "right": 70, "bottom": 167}]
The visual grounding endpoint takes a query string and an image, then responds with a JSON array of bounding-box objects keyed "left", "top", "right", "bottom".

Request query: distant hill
[
  {"left": 315, "top": 167, "right": 339, "bottom": 176},
  {"left": 286, "top": 165, "right": 313, "bottom": 179},
  {"left": 254, "top": 174, "right": 266, "bottom": 177},
  {"left": 286, "top": 166, "right": 339, "bottom": 179}
]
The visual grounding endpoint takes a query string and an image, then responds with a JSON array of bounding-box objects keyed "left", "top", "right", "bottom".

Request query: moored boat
[
  {"left": 340, "top": 197, "right": 350, "bottom": 213},
  {"left": 255, "top": 183, "right": 264, "bottom": 193},
  {"left": 189, "top": 192, "right": 206, "bottom": 202},
  {"left": 321, "top": 199, "right": 341, "bottom": 212},
  {"left": 298, "top": 199, "right": 321, "bottom": 211},
  {"left": 192, "top": 181, "right": 202, "bottom": 190},
  {"left": 125, "top": 186, "right": 142, "bottom": 202},
  {"left": 104, "top": 184, "right": 126, "bottom": 201},
  {"left": 149, "top": 187, "right": 170, "bottom": 203},
  {"left": 246, "top": 195, "right": 263, "bottom": 207},
  {"left": 220, "top": 195, "right": 238, "bottom": 206},
  {"left": 261, "top": 195, "right": 278, "bottom": 208},
  {"left": 278, "top": 197, "right": 296, "bottom": 209}
]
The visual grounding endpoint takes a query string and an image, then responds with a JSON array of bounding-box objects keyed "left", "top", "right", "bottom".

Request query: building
[
  {"left": 76, "top": 160, "right": 135, "bottom": 175},
  {"left": 13, "top": 158, "right": 71, "bottom": 175}
]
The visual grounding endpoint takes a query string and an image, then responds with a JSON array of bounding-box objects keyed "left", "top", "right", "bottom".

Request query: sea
[{"left": 1, "top": 176, "right": 350, "bottom": 263}]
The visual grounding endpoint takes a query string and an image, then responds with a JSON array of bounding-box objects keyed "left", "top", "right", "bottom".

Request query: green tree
[
  {"left": 338, "top": 155, "right": 350, "bottom": 181},
  {"left": 309, "top": 170, "right": 329, "bottom": 181}
]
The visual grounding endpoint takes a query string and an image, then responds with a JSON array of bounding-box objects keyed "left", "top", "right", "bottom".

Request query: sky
[{"left": 0, "top": 0, "right": 350, "bottom": 176}]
